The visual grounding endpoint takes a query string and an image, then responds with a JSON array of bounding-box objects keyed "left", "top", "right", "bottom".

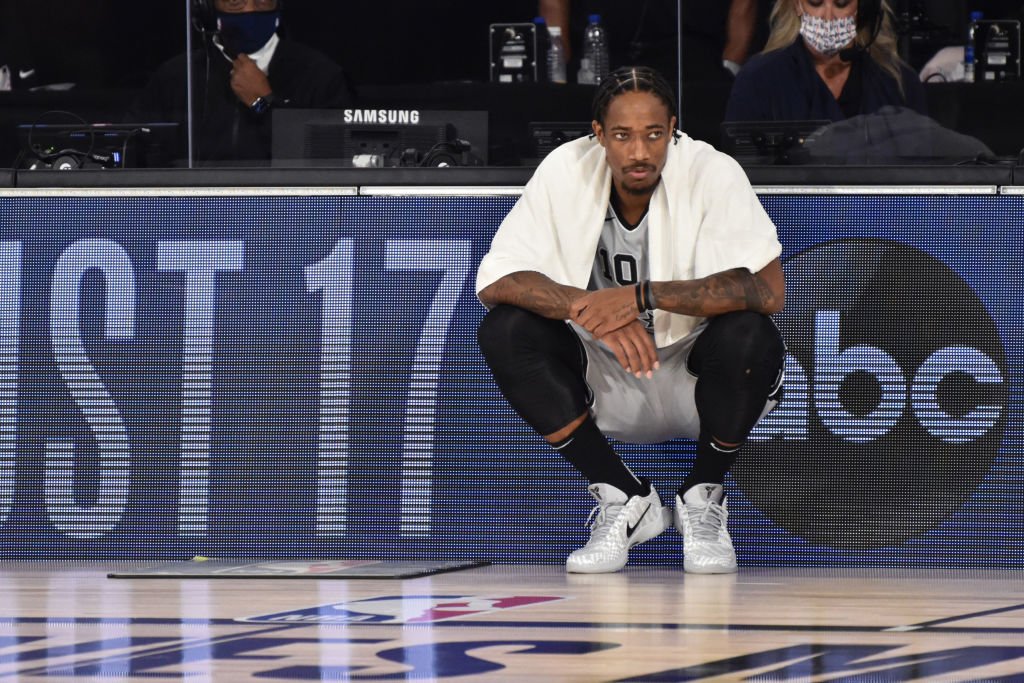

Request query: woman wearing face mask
[{"left": 723, "top": 0, "right": 926, "bottom": 122}]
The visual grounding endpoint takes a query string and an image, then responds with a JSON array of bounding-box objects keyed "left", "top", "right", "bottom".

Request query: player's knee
[
  {"left": 711, "top": 311, "right": 785, "bottom": 368},
  {"left": 477, "top": 305, "right": 543, "bottom": 360}
]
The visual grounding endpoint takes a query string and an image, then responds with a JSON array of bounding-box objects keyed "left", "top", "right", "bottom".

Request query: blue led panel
[{"left": 0, "top": 192, "right": 1020, "bottom": 567}]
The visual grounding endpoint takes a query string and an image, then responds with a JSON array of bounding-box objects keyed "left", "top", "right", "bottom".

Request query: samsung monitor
[{"left": 271, "top": 108, "right": 488, "bottom": 167}]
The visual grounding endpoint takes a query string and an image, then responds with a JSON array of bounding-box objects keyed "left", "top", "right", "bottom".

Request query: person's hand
[
  {"left": 569, "top": 286, "right": 639, "bottom": 337},
  {"left": 230, "top": 54, "right": 271, "bottom": 107},
  {"left": 598, "top": 319, "right": 659, "bottom": 378}
]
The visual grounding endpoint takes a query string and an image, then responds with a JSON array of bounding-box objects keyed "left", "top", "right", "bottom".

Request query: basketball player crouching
[{"left": 476, "top": 66, "right": 786, "bottom": 574}]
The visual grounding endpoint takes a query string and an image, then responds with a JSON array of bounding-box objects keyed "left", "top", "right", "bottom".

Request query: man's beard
[{"left": 622, "top": 168, "right": 660, "bottom": 195}]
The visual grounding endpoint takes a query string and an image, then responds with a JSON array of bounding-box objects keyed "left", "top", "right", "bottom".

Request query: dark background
[
  {"left": 0, "top": 0, "right": 539, "bottom": 89},
  {"left": 2, "top": 0, "right": 1024, "bottom": 166},
  {"left": 5, "top": 0, "right": 1016, "bottom": 90}
]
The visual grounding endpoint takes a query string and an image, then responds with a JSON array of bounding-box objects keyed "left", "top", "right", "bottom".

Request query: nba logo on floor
[{"left": 239, "top": 595, "right": 566, "bottom": 624}]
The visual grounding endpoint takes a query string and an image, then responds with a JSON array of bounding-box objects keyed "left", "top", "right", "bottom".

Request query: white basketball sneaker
[
  {"left": 675, "top": 483, "right": 738, "bottom": 574},
  {"left": 566, "top": 483, "right": 668, "bottom": 574}
]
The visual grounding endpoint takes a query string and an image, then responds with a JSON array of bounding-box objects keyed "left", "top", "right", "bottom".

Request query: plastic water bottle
[
  {"left": 547, "top": 26, "right": 567, "bottom": 84},
  {"left": 964, "top": 10, "right": 983, "bottom": 83},
  {"left": 582, "top": 14, "right": 610, "bottom": 84}
]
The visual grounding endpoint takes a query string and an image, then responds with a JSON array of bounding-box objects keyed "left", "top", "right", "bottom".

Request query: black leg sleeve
[
  {"left": 477, "top": 305, "right": 591, "bottom": 436},
  {"left": 688, "top": 311, "right": 786, "bottom": 445}
]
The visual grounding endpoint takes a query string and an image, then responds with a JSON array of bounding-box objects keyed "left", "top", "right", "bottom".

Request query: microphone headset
[
  {"left": 191, "top": 0, "right": 218, "bottom": 34},
  {"left": 839, "top": 0, "right": 883, "bottom": 62}
]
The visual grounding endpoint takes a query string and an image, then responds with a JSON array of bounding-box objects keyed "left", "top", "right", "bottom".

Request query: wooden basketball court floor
[{"left": 1, "top": 562, "right": 1022, "bottom": 681}]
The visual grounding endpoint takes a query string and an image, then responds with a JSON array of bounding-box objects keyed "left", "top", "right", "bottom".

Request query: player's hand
[
  {"left": 230, "top": 54, "right": 271, "bottom": 107},
  {"left": 569, "top": 286, "right": 638, "bottom": 337},
  {"left": 598, "top": 319, "right": 660, "bottom": 378}
]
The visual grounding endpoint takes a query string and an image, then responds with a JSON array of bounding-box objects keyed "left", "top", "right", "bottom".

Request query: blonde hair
[{"left": 765, "top": 0, "right": 905, "bottom": 93}]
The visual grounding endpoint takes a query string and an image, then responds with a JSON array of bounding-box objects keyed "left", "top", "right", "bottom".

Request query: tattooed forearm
[
  {"left": 650, "top": 267, "right": 782, "bottom": 317},
  {"left": 479, "top": 271, "right": 588, "bottom": 319}
]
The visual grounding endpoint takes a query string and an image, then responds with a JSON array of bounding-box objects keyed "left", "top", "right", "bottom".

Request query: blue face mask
[{"left": 216, "top": 10, "right": 280, "bottom": 56}]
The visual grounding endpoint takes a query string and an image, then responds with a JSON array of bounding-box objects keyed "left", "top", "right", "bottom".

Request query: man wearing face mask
[
  {"left": 129, "top": 0, "right": 352, "bottom": 164},
  {"left": 723, "top": 0, "right": 926, "bottom": 122}
]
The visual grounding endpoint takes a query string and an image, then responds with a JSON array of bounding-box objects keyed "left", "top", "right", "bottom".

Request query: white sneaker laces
[
  {"left": 584, "top": 503, "right": 624, "bottom": 544},
  {"left": 687, "top": 500, "right": 726, "bottom": 543}
]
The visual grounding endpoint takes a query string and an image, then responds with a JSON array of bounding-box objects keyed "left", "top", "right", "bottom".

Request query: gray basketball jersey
[
  {"left": 575, "top": 202, "right": 776, "bottom": 441},
  {"left": 588, "top": 205, "right": 654, "bottom": 330}
]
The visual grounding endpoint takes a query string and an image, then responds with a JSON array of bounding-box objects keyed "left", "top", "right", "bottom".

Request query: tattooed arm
[
  {"left": 478, "top": 271, "right": 589, "bottom": 320},
  {"left": 651, "top": 258, "right": 785, "bottom": 317},
  {"left": 480, "top": 271, "right": 659, "bottom": 376}
]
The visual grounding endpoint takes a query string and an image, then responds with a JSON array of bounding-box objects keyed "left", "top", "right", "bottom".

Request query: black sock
[
  {"left": 551, "top": 415, "right": 647, "bottom": 497},
  {"left": 679, "top": 434, "right": 740, "bottom": 498}
]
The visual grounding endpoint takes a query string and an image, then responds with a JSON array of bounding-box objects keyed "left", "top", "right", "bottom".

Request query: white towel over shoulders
[{"left": 476, "top": 133, "right": 781, "bottom": 347}]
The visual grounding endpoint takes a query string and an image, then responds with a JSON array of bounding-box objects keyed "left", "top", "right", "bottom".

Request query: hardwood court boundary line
[{"left": 882, "top": 602, "right": 1024, "bottom": 632}]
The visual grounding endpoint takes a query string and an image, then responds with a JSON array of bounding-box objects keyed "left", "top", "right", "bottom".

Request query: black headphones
[
  {"left": 191, "top": 0, "right": 218, "bottom": 33},
  {"left": 18, "top": 111, "right": 129, "bottom": 171},
  {"left": 839, "top": 0, "right": 884, "bottom": 61},
  {"left": 190, "top": 0, "right": 284, "bottom": 34},
  {"left": 857, "top": 0, "right": 883, "bottom": 35},
  {"left": 421, "top": 139, "right": 475, "bottom": 167},
  {"left": 399, "top": 139, "right": 479, "bottom": 168}
]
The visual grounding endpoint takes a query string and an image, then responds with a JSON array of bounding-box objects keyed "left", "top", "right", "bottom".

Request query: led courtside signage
[{"left": 0, "top": 193, "right": 1019, "bottom": 566}]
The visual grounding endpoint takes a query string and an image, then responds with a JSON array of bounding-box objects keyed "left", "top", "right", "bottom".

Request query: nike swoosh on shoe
[{"left": 625, "top": 504, "right": 651, "bottom": 538}]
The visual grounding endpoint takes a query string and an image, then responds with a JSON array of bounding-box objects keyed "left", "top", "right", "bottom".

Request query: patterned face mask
[{"left": 799, "top": 13, "right": 858, "bottom": 56}]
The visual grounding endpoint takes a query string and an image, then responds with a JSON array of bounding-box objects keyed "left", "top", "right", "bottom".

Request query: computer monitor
[
  {"left": 720, "top": 120, "right": 831, "bottom": 165},
  {"left": 271, "top": 108, "right": 488, "bottom": 167},
  {"left": 16, "top": 122, "right": 178, "bottom": 170}
]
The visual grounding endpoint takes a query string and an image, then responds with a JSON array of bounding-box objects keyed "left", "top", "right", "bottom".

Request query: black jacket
[
  {"left": 129, "top": 38, "right": 352, "bottom": 164},
  {"left": 724, "top": 38, "right": 927, "bottom": 122}
]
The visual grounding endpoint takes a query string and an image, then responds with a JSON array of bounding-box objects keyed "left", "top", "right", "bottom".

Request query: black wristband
[
  {"left": 634, "top": 283, "right": 646, "bottom": 313},
  {"left": 643, "top": 280, "right": 655, "bottom": 311}
]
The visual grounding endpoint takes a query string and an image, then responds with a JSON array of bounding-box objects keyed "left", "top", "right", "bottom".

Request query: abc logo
[{"left": 734, "top": 240, "right": 1007, "bottom": 549}]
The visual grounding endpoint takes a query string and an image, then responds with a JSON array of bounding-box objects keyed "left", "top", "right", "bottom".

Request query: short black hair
[{"left": 591, "top": 66, "right": 677, "bottom": 125}]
